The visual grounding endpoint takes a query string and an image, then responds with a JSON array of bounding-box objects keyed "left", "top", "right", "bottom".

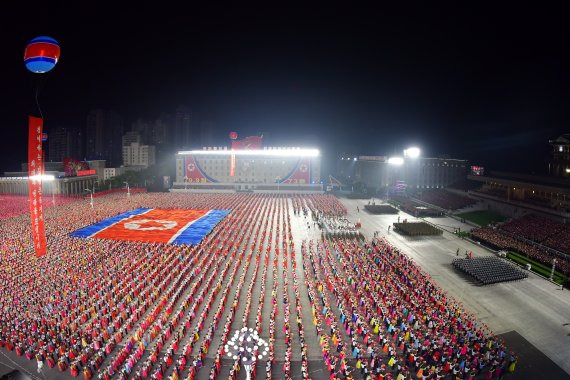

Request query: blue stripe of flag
[
  {"left": 171, "top": 209, "right": 230, "bottom": 245},
  {"left": 70, "top": 208, "right": 152, "bottom": 238}
]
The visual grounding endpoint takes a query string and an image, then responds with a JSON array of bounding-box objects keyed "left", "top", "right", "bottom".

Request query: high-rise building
[
  {"left": 200, "top": 120, "right": 215, "bottom": 147},
  {"left": 123, "top": 142, "right": 156, "bottom": 168},
  {"left": 174, "top": 106, "right": 192, "bottom": 149},
  {"left": 131, "top": 118, "right": 152, "bottom": 144},
  {"left": 549, "top": 134, "right": 570, "bottom": 178},
  {"left": 86, "top": 109, "right": 124, "bottom": 166},
  {"left": 48, "top": 126, "right": 83, "bottom": 162},
  {"left": 122, "top": 131, "right": 156, "bottom": 167},
  {"left": 152, "top": 118, "right": 169, "bottom": 146},
  {"left": 104, "top": 111, "right": 124, "bottom": 167},
  {"left": 122, "top": 131, "right": 142, "bottom": 146},
  {"left": 86, "top": 110, "right": 105, "bottom": 160}
]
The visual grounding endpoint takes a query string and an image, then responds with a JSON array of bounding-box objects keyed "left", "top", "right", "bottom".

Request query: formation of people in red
[{"left": 0, "top": 192, "right": 515, "bottom": 379}]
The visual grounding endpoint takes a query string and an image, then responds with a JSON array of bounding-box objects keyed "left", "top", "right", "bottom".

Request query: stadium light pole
[
  {"left": 404, "top": 147, "right": 421, "bottom": 159},
  {"left": 85, "top": 188, "right": 93, "bottom": 209},
  {"left": 124, "top": 181, "right": 130, "bottom": 197},
  {"left": 276, "top": 176, "right": 281, "bottom": 192},
  {"left": 550, "top": 258, "right": 557, "bottom": 281}
]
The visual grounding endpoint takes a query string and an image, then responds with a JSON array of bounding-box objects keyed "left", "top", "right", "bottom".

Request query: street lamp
[
  {"left": 84, "top": 188, "right": 93, "bottom": 209},
  {"left": 225, "top": 327, "right": 269, "bottom": 380},
  {"left": 123, "top": 181, "right": 130, "bottom": 197},
  {"left": 551, "top": 258, "right": 557, "bottom": 281},
  {"left": 276, "top": 176, "right": 281, "bottom": 192}
]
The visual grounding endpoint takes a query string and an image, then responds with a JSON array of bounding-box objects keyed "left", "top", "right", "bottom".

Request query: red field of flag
[{"left": 93, "top": 209, "right": 208, "bottom": 243}]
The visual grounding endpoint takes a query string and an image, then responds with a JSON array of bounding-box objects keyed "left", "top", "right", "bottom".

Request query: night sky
[{"left": 1, "top": 3, "right": 569, "bottom": 174}]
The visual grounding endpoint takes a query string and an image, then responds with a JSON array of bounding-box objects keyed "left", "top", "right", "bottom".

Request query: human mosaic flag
[{"left": 70, "top": 208, "right": 229, "bottom": 244}]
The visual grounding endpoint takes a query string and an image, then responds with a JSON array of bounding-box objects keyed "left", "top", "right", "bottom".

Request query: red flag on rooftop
[{"left": 231, "top": 135, "right": 263, "bottom": 150}]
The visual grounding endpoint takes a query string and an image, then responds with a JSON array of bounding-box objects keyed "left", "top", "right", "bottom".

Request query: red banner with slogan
[
  {"left": 230, "top": 153, "right": 235, "bottom": 177},
  {"left": 28, "top": 116, "right": 47, "bottom": 257}
]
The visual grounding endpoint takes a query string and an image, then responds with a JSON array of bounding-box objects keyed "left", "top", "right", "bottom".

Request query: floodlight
[
  {"left": 388, "top": 157, "right": 404, "bottom": 165},
  {"left": 28, "top": 174, "right": 55, "bottom": 181},
  {"left": 404, "top": 147, "right": 420, "bottom": 158}
]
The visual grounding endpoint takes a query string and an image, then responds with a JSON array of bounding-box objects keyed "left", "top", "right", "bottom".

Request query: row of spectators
[
  {"left": 416, "top": 190, "right": 477, "bottom": 211},
  {"left": 471, "top": 227, "right": 570, "bottom": 274},
  {"left": 500, "top": 214, "right": 570, "bottom": 255},
  {"left": 391, "top": 196, "right": 442, "bottom": 217}
]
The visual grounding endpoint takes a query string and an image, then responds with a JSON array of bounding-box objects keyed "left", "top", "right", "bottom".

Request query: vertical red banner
[
  {"left": 28, "top": 116, "right": 47, "bottom": 257},
  {"left": 230, "top": 152, "right": 236, "bottom": 177}
]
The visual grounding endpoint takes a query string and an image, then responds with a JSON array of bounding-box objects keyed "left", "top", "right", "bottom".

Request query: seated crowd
[
  {"left": 471, "top": 228, "right": 570, "bottom": 275},
  {"left": 500, "top": 214, "right": 570, "bottom": 256},
  {"left": 417, "top": 190, "right": 477, "bottom": 211}
]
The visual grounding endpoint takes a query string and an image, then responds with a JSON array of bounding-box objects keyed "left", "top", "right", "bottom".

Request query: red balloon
[{"left": 229, "top": 132, "right": 238, "bottom": 140}]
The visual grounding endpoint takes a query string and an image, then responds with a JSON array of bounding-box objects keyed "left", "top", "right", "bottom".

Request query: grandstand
[
  {"left": 471, "top": 227, "right": 570, "bottom": 275},
  {"left": 391, "top": 195, "right": 443, "bottom": 217},
  {"left": 416, "top": 189, "right": 477, "bottom": 210},
  {"left": 468, "top": 171, "right": 570, "bottom": 216}
]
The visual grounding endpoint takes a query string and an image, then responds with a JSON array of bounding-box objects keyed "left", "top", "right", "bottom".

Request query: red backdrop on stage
[{"left": 28, "top": 116, "right": 47, "bottom": 257}]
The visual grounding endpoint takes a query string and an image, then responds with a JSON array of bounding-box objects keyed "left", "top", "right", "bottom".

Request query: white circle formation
[{"left": 124, "top": 219, "right": 178, "bottom": 231}]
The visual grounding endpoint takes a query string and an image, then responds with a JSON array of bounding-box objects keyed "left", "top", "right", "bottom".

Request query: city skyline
[{"left": 1, "top": 3, "right": 569, "bottom": 175}]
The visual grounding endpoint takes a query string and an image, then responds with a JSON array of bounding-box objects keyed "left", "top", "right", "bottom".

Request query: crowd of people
[
  {"left": 0, "top": 194, "right": 77, "bottom": 220},
  {"left": 393, "top": 222, "right": 443, "bottom": 237},
  {"left": 302, "top": 238, "right": 517, "bottom": 379},
  {"left": 0, "top": 191, "right": 516, "bottom": 379},
  {"left": 416, "top": 190, "right": 477, "bottom": 211},
  {"left": 499, "top": 214, "right": 570, "bottom": 255},
  {"left": 391, "top": 196, "right": 443, "bottom": 218},
  {"left": 471, "top": 228, "right": 570, "bottom": 275}
]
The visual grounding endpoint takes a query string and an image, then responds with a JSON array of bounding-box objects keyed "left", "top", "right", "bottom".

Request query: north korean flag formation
[{"left": 70, "top": 208, "right": 229, "bottom": 244}]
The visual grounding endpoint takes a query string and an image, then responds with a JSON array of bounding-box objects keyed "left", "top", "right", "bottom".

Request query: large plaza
[{"left": 0, "top": 192, "right": 568, "bottom": 380}]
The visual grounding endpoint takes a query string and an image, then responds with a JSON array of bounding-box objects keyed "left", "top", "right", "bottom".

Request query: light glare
[
  {"left": 28, "top": 174, "right": 55, "bottom": 182},
  {"left": 178, "top": 148, "right": 319, "bottom": 157},
  {"left": 388, "top": 157, "right": 404, "bottom": 165},
  {"left": 404, "top": 147, "right": 420, "bottom": 158}
]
